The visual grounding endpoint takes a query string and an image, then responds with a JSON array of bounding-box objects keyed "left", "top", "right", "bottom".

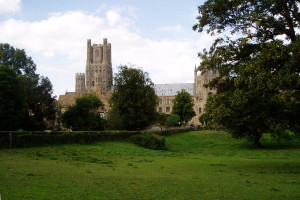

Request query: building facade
[
  {"left": 75, "top": 38, "right": 113, "bottom": 93},
  {"left": 59, "top": 38, "right": 219, "bottom": 126},
  {"left": 192, "top": 67, "right": 219, "bottom": 125},
  {"left": 154, "top": 67, "right": 218, "bottom": 126}
]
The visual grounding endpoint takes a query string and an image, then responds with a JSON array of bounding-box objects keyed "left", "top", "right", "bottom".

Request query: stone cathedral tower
[
  {"left": 192, "top": 66, "right": 219, "bottom": 124},
  {"left": 75, "top": 38, "right": 113, "bottom": 93}
]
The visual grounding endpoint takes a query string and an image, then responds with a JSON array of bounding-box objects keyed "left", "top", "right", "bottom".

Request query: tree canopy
[
  {"left": 108, "top": 65, "right": 158, "bottom": 130},
  {"left": 171, "top": 89, "right": 195, "bottom": 124},
  {"left": 0, "top": 43, "right": 36, "bottom": 77},
  {"left": 194, "top": 0, "right": 300, "bottom": 147},
  {"left": 0, "top": 43, "right": 56, "bottom": 130},
  {"left": 165, "top": 114, "right": 180, "bottom": 128},
  {"left": 62, "top": 94, "right": 105, "bottom": 131},
  {"left": 0, "top": 65, "right": 25, "bottom": 130}
]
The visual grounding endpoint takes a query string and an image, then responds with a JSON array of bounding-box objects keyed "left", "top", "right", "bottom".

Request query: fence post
[{"left": 9, "top": 132, "right": 12, "bottom": 149}]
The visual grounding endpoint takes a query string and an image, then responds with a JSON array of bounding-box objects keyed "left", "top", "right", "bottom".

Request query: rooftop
[{"left": 154, "top": 83, "right": 194, "bottom": 96}]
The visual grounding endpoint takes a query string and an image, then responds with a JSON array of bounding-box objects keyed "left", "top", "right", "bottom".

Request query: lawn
[{"left": 0, "top": 130, "right": 299, "bottom": 199}]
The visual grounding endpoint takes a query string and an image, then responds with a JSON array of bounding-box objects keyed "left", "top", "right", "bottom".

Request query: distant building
[
  {"left": 58, "top": 38, "right": 219, "bottom": 125},
  {"left": 59, "top": 38, "right": 113, "bottom": 118},
  {"left": 76, "top": 38, "right": 113, "bottom": 93},
  {"left": 154, "top": 67, "right": 218, "bottom": 126}
]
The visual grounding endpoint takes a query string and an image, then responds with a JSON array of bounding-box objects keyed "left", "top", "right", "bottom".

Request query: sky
[{"left": 0, "top": 0, "right": 216, "bottom": 98}]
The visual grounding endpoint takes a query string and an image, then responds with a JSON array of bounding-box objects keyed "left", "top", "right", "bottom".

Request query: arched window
[
  {"left": 166, "top": 107, "right": 170, "bottom": 113},
  {"left": 92, "top": 81, "right": 94, "bottom": 86},
  {"left": 199, "top": 107, "right": 202, "bottom": 114},
  {"left": 159, "top": 107, "right": 162, "bottom": 113}
]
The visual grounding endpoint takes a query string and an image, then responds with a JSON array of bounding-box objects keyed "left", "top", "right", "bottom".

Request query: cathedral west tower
[{"left": 75, "top": 38, "right": 113, "bottom": 93}]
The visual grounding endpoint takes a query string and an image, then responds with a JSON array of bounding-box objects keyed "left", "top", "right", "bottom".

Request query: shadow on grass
[{"left": 231, "top": 138, "right": 300, "bottom": 150}]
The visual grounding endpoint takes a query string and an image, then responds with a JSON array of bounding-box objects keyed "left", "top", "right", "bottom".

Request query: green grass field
[{"left": 1, "top": 131, "right": 299, "bottom": 199}]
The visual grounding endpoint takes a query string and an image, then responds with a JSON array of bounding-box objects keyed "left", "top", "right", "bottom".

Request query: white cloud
[
  {"left": 0, "top": 6, "right": 205, "bottom": 97},
  {"left": 156, "top": 25, "right": 182, "bottom": 32},
  {"left": 0, "top": 0, "right": 21, "bottom": 15}
]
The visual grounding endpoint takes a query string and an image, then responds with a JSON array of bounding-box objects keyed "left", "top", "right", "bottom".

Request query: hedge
[
  {"left": 130, "top": 134, "right": 166, "bottom": 150},
  {"left": 0, "top": 128, "right": 194, "bottom": 149}
]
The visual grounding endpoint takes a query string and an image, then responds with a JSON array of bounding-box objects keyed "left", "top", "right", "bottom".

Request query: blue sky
[{"left": 0, "top": 0, "right": 216, "bottom": 98}]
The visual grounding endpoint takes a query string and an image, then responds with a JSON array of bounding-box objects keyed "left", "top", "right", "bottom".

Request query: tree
[
  {"left": 20, "top": 75, "right": 57, "bottom": 130},
  {"left": 62, "top": 94, "right": 105, "bottom": 131},
  {"left": 171, "top": 89, "right": 196, "bottom": 124},
  {"left": 0, "top": 65, "right": 25, "bottom": 130},
  {"left": 0, "top": 43, "right": 57, "bottom": 130},
  {"left": 165, "top": 114, "right": 180, "bottom": 128},
  {"left": 156, "top": 112, "right": 169, "bottom": 130},
  {"left": 109, "top": 65, "right": 158, "bottom": 130},
  {"left": 0, "top": 43, "right": 36, "bottom": 76},
  {"left": 193, "top": 0, "right": 300, "bottom": 147}
]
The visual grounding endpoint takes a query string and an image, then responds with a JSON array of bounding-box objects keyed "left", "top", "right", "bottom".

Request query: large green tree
[
  {"left": 0, "top": 65, "right": 25, "bottom": 130},
  {"left": 62, "top": 94, "right": 105, "bottom": 131},
  {"left": 109, "top": 65, "right": 158, "bottom": 130},
  {"left": 0, "top": 43, "right": 56, "bottom": 130},
  {"left": 194, "top": 0, "right": 300, "bottom": 147},
  {"left": 0, "top": 43, "right": 36, "bottom": 76},
  {"left": 172, "top": 89, "right": 196, "bottom": 124}
]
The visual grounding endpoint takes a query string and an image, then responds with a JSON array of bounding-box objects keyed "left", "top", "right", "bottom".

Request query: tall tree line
[{"left": 0, "top": 43, "right": 56, "bottom": 130}]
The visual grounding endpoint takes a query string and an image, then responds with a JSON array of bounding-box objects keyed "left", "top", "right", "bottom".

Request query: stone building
[
  {"left": 58, "top": 38, "right": 219, "bottom": 125},
  {"left": 154, "top": 83, "right": 194, "bottom": 114},
  {"left": 59, "top": 38, "right": 113, "bottom": 117},
  {"left": 153, "top": 67, "right": 218, "bottom": 126},
  {"left": 75, "top": 38, "right": 113, "bottom": 93},
  {"left": 192, "top": 67, "right": 219, "bottom": 125}
]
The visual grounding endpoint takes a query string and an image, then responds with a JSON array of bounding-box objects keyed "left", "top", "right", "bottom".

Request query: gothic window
[
  {"left": 213, "top": 68, "right": 217, "bottom": 74},
  {"left": 166, "top": 107, "right": 170, "bottom": 113},
  {"left": 159, "top": 107, "right": 162, "bottom": 113},
  {"left": 95, "top": 50, "right": 99, "bottom": 57},
  {"left": 199, "top": 107, "right": 202, "bottom": 114}
]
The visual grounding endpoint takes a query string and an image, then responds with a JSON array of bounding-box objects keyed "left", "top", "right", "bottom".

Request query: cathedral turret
[
  {"left": 194, "top": 64, "right": 198, "bottom": 96},
  {"left": 87, "top": 39, "right": 92, "bottom": 64},
  {"left": 84, "top": 38, "right": 113, "bottom": 92},
  {"left": 102, "top": 38, "right": 108, "bottom": 64},
  {"left": 75, "top": 73, "right": 85, "bottom": 92}
]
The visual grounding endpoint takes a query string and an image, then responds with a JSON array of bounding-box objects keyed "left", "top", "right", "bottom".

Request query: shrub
[
  {"left": 0, "top": 128, "right": 193, "bottom": 149},
  {"left": 130, "top": 134, "right": 165, "bottom": 150}
]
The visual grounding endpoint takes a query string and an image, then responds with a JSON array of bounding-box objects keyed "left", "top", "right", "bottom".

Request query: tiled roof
[{"left": 154, "top": 83, "right": 194, "bottom": 96}]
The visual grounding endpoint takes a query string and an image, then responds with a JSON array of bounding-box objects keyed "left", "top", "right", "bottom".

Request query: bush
[
  {"left": 0, "top": 128, "right": 193, "bottom": 149},
  {"left": 0, "top": 131, "right": 142, "bottom": 148},
  {"left": 130, "top": 134, "right": 165, "bottom": 150}
]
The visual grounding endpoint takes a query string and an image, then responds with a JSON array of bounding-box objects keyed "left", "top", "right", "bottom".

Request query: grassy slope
[{"left": 0, "top": 130, "right": 299, "bottom": 200}]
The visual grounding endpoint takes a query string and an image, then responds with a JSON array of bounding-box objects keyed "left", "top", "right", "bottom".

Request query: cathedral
[
  {"left": 75, "top": 38, "right": 113, "bottom": 93},
  {"left": 58, "top": 38, "right": 219, "bottom": 126}
]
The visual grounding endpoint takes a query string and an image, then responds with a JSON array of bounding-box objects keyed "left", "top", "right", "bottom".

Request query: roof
[{"left": 154, "top": 83, "right": 194, "bottom": 96}]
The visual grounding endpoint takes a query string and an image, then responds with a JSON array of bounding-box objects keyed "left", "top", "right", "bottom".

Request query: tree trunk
[{"left": 253, "top": 135, "right": 262, "bottom": 148}]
